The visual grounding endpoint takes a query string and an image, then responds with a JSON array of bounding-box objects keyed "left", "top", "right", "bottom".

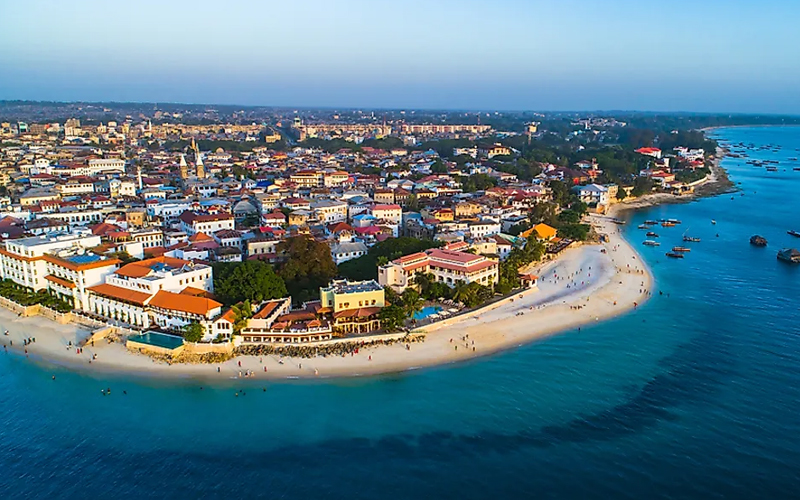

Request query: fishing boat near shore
[
  {"left": 638, "top": 224, "right": 648, "bottom": 230},
  {"left": 646, "top": 232, "right": 659, "bottom": 237},
  {"left": 644, "top": 220, "right": 658, "bottom": 225},
  {"left": 672, "top": 246, "right": 691, "bottom": 252},
  {"left": 665, "top": 252, "right": 685, "bottom": 259},
  {"left": 788, "top": 230, "right": 800, "bottom": 238},
  {"left": 611, "top": 218, "right": 625, "bottom": 225},
  {"left": 750, "top": 235, "right": 768, "bottom": 247},
  {"left": 643, "top": 240, "right": 660, "bottom": 247},
  {"left": 683, "top": 236, "right": 701, "bottom": 242},
  {"left": 661, "top": 222, "right": 676, "bottom": 228}
]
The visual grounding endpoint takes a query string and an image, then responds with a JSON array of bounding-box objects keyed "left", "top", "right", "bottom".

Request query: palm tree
[
  {"left": 412, "top": 272, "right": 433, "bottom": 295},
  {"left": 231, "top": 300, "right": 253, "bottom": 336},
  {"left": 452, "top": 280, "right": 470, "bottom": 305},
  {"left": 401, "top": 289, "right": 424, "bottom": 318}
]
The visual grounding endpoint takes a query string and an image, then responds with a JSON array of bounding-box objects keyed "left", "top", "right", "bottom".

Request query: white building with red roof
[
  {"left": 378, "top": 247, "right": 499, "bottom": 292},
  {"left": 635, "top": 147, "right": 662, "bottom": 159},
  {"left": 370, "top": 203, "right": 402, "bottom": 224}
]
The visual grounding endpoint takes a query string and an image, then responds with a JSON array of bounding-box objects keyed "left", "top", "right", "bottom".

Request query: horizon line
[{"left": 2, "top": 99, "right": 800, "bottom": 118}]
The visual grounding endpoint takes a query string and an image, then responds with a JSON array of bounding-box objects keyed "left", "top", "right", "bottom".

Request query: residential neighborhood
[{"left": 0, "top": 106, "right": 717, "bottom": 352}]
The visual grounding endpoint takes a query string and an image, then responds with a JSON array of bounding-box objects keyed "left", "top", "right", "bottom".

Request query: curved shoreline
[{"left": 1, "top": 213, "right": 653, "bottom": 383}]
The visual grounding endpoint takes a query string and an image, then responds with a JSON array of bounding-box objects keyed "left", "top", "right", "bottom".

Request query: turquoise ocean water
[{"left": 1, "top": 126, "right": 799, "bottom": 499}]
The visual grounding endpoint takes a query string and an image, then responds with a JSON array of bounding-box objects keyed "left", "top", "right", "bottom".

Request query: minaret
[
  {"left": 179, "top": 154, "right": 188, "bottom": 180},
  {"left": 137, "top": 164, "right": 143, "bottom": 191}
]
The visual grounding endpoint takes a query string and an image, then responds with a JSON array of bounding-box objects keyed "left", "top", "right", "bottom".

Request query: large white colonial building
[{"left": 86, "top": 256, "right": 221, "bottom": 334}]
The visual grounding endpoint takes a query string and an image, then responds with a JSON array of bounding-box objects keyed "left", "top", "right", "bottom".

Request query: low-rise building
[
  {"left": 179, "top": 211, "right": 235, "bottom": 236},
  {"left": 320, "top": 279, "right": 385, "bottom": 335}
]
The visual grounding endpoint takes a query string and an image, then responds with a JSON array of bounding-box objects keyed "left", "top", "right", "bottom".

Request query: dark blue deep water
[{"left": 2, "top": 127, "right": 800, "bottom": 499}]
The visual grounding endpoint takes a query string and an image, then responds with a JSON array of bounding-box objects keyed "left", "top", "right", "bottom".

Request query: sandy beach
[{"left": 0, "top": 213, "right": 654, "bottom": 382}]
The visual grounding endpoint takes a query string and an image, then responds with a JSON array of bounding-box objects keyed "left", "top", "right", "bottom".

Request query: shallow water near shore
[{"left": 2, "top": 126, "right": 800, "bottom": 498}]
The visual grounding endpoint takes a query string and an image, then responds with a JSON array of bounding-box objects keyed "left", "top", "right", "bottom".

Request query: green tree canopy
[
  {"left": 182, "top": 322, "right": 205, "bottom": 343},
  {"left": 278, "top": 236, "right": 338, "bottom": 303},
  {"left": 379, "top": 304, "right": 407, "bottom": 332},
  {"left": 212, "top": 260, "right": 287, "bottom": 306}
]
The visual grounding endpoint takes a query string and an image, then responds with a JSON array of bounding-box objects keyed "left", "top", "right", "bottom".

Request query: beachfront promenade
[{"left": 0, "top": 213, "right": 651, "bottom": 380}]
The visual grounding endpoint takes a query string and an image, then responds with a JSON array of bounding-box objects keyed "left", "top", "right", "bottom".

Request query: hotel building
[
  {"left": 378, "top": 248, "right": 499, "bottom": 292},
  {"left": 0, "top": 231, "right": 105, "bottom": 290},
  {"left": 86, "top": 256, "right": 219, "bottom": 332}
]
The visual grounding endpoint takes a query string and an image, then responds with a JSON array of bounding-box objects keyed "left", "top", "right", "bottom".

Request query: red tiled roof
[
  {"left": 115, "top": 256, "right": 191, "bottom": 278},
  {"left": 87, "top": 283, "right": 151, "bottom": 305},
  {"left": 148, "top": 290, "right": 222, "bottom": 316},
  {"left": 253, "top": 300, "right": 284, "bottom": 319},
  {"left": 44, "top": 275, "right": 76, "bottom": 289},
  {"left": 333, "top": 307, "right": 382, "bottom": 319}
]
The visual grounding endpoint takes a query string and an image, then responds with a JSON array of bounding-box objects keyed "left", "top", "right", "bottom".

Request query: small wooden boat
[
  {"left": 646, "top": 232, "right": 659, "bottom": 237},
  {"left": 667, "top": 219, "right": 682, "bottom": 224},
  {"left": 749, "top": 235, "right": 768, "bottom": 247},
  {"left": 665, "top": 252, "right": 684, "bottom": 259},
  {"left": 711, "top": 220, "right": 717, "bottom": 225},
  {"left": 766, "top": 167, "right": 778, "bottom": 172},
  {"left": 644, "top": 220, "right": 658, "bottom": 225},
  {"left": 672, "top": 246, "right": 691, "bottom": 252},
  {"left": 683, "top": 236, "right": 701, "bottom": 242},
  {"left": 643, "top": 240, "right": 660, "bottom": 247},
  {"left": 777, "top": 248, "right": 800, "bottom": 263},
  {"left": 793, "top": 167, "right": 800, "bottom": 171},
  {"left": 661, "top": 222, "right": 676, "bottom": 228},
  {"left": 638, "top": 224, "right": 648, "bottom": 229},
  {"left": 788, "top": 230, "right": 800, "bottom": 238}
]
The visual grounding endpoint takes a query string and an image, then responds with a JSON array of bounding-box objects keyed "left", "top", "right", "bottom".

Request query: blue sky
[{"left": 1, "top": 0, "right": 799, "bottom": 112}]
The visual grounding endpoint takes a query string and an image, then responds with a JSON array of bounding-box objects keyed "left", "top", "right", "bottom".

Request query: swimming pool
[{"left": 412, "top": 306, "right": 442, "bottom": 321}]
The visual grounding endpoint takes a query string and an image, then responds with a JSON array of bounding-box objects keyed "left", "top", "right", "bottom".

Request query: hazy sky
[{"left": 1, "top": 0, "right": 799, "bottom": 112}]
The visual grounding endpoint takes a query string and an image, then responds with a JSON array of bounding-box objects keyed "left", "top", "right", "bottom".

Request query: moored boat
[
  {"left": 672, "top": 246, "right": 691, "bottom": 252},
  {"left": 646, "top": 232, "right": 659, "bottom": 237},
  {"left": 665, "top": 252, "right": 684, "bottom": 258},
  {"left": 643, "top": 240, "right": 660, "bottom": 247},
  {"left": 749, "top": 235, "right": 768, "bottom": 247},
  {"left": 683, "top": 236, "right": 701, "bottom": 242},
  {"left": 644, "top": 220, "right": 658, "bottom": 225},
  {"left": 661, "top": 222, "right": 676, "bottom": 227},
  {"left": 777, "top": 248, "right": 800, "bottom": 263},
  {"left": 788, "top": 230, "right": 800, "bottom": 237},
  {"left": 638, "top": 224, "right": 648, "bottom": 229}
]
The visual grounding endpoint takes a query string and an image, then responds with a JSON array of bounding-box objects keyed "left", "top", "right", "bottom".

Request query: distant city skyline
[{"left": 2, "top": 0, "right": 800, "bottom": 113}]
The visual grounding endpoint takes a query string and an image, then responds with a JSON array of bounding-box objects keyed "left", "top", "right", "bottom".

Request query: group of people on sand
[{"left": 450, "top": 335, "right": 476, "bottom": 353}]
